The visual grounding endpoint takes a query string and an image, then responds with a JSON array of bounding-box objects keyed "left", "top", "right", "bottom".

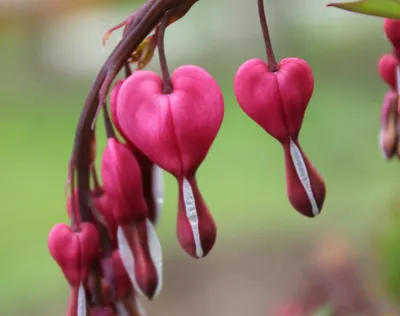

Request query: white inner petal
[
  {"left": 77, "top": 283, "right": 87, "bottom": 316},
  {"left": 117, "top": 226, "right": 145, "bottom": 297},
  {"left": 136, "top": 297, "right": 147, "bottom": 316},
  {"left": 182, "top": 178, "right": 204, "bottom": 258},
  {"left": 397, "top": 65, "right": 400, "bottom": 93},
  {"left": 116, "top": 301, "right": 130, "bottom": 316},
  {"left": 289, "top": 139, "right": 320, "bottom": 217},
  {"left": 152, "top": 165, "right": 164, "bottom": 224},
  {"left": 145, "top": 219, "right": 163, "bottom": 297}
]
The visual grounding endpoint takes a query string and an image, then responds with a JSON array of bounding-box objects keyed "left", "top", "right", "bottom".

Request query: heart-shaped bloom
[
  {"left": 115, "top": 65, "right": 224, "bottom": 257},
  {"left": 48, "top": 223, "right": 100, "bottom": 316},
  {"left": 111, "top": 80, "right": 164, "bottom": 224},
  {"left": 384, "top": 18, "right": 400, "bottom": 52},
  {"left": 378, "top": 54, "right": 398, "bottom": 91},
  {"left": 234, "top": 58, "right": 326, "bottom": 217},
  {"left": 379, "top": 90, "right": 399, "bottom": 160},
  {"left": 116, "top": 65, "right": 224, "bottom": 177}
]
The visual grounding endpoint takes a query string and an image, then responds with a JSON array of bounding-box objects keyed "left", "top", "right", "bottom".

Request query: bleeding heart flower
[
  {"left": 117, "top": 219, "right": 163, "bottom": 299},
  {"left": 48, "top": 223, "right": 100, "bottom": 316},
  {"left": 111, "top": 80, "right": 164, "bottom": 224},
  {"left": 378, "top": 54, "right": 398, "bottom": 91},
  {"left": 384, "top": 18, "right": 400, "bottom": 52},
  {"left": 379, "top": 90, "right": 398, "bottom": 160},
  {"left": 115, "top": 65, "right": 224, "bottom": 258},
  {"left": 101, "top": 138, "right": 148, "bottom": 223},
  {"left": 234, "top": 57, "right": 326, "bottom": 218}
]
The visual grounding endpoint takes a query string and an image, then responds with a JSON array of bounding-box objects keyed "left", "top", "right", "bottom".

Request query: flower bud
[
  {"left": 379, "top": 90, "right": 398, "bottom": 160},
  {"left": 89, "top": 307, "right": 116, "bottom": 316},
  {"left": 177, "top": 176, "right": 217, "bottom": 258},
  {"left": 234, "top": 58, "right": 313, "bottom": 142},
  {"left": 48, "top": 223, "right": 100, "bottom": 285},
  {"left": 384, "top": 18, "right": 400, "bottom": 51},
  {"left": 115, "top": 65, "right": 224, "bottom": 178},
  {"left": 117, "top": 219, "right": 163, "bottom": 299},
  {"left": 378, "top": 54, "right": 398, "bottom": 91},
  {"left": 101, "top": 138, "right": 148, "bottom": 223},
  {"left": 283, "top": 140, "right": 326, "bottom": 218},
  {"left": 48, "top": 223, "right": 100, "bottom": 316}
]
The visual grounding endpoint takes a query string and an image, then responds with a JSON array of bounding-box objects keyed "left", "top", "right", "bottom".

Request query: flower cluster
[
  {"left": 48, "top": 0, "right": 327, "bottom": 314},
  {"left": 378, "top": 19, "right": 400, "bottom": 159}
]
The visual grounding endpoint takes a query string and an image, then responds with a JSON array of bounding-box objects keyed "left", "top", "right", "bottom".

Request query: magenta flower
[
  {"left": 48, "top": 223, "right": 100, "bottom": 316},
  {"left": 378, "top": 54, "right": 398, "bottom": 91},
  {"left": 234, "top": 58, "right": 326, "bottom": 217},
  {"left": 101, "top": 138, "right": 163, "bottom": 299},
  {"left": 379, "top": 90, "right": 398, "bottom": 160},
  {"left": 115, "top": 65, "right": 224, "bottom": 258},
  {"left": 384, "top": 18, "right": 400, "bottom": 54}
]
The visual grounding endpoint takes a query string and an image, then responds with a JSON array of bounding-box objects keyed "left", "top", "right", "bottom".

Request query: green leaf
[{"left": 327, "top": 0, "right": 400, "bottom": 19}]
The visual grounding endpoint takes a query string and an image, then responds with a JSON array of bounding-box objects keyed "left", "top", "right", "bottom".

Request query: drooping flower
[
  {"left": 379, "top": 90, "right": 399, "bottom": 160},
  {"left": 115, "top": 65, "right": 224, "bottom": 258},
  {"left": 48, "top": 223, "right": 100, "bottom": 316},
  {"left": 234, "top": 58, "right": 326, "bottom": 218}
]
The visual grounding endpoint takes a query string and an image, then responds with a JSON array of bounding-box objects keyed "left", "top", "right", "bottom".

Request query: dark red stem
[{"left": 257, "top": 0, "right": 279, "bottom": 72}]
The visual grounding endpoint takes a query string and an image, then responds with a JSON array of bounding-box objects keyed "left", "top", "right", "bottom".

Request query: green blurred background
[{"left": 0, "top": 0, "right": 399, "bottom": 314}]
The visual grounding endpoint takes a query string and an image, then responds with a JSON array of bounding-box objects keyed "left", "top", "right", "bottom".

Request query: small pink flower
[
  {"left": 378, "top": 54, "right": 398, "bottom": 91},
  {"left": 234, "top": 58, "right": 326, "bottom": 217},
  {"left": 379, "top": 90, "right": 398, "bottom": 160},
  {"left": 48, "top": 223, "right": 100, "bottom": 316},
  {"left": 115, "top": 65, "right": 224, "bottom": 258},
  {"left": 384, "top": 18, "right": 400, "bottom": 52}
]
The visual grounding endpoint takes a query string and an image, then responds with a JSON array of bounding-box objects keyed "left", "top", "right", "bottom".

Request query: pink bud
[
  {"left": 48, "top": 223, "right": 100, "bottom": 285},
  {"left": 116, "top": 65, "right": 224, "bottom": 177},
  {"left": 177, "top": 176, "right": 216, "bottom": 258},
  {"left": 110, "top": 79, "right": 125, "bottom": 137},
  {"left": 117, "top": 219, "right": 163, "bottom": 299},
  {"left": 234, "top": 58, "right": 313, "bottom": 142},
  {"left": 379, "top": 90, "right": 398, "bottom": 160},
  {"left": 378, "top": 54, "right": 398, "bottom": 90},
  {"left": 283, "top": 140, "right": 326, "bottom": 217},
  {"left": 101, "top": 138, "right": 148, "bottom": 223},
  {"left": 384, "top": 18, "right": 400, "bottom": 50}
]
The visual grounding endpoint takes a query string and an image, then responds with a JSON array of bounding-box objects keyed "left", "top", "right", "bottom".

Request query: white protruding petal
[
  {"left": 136, "top": 297, "right": 147, "bottom": 316},
  {"left": 396, "top": 65, "right": 400, "bottom": 93},
  {"left": 289, "top": 139, "right": 320, "bottom": 217},
  {"left": 117, "top": 226, "right": 145, "bottom": 297},
  {"left": 146, "top": 219, "right": 163, "bottom": 296},
  {"left": 77, "top": 283, "right": 87, "bottom": 316},
  {"left": 182, "top": 178, "right": 204, "bottom": 258},
  {"left": 116, "top": 301, "right": 130, "bottom": 316},
  {"left": 152, "top": 165, "right": 164, "bottom": 224}
]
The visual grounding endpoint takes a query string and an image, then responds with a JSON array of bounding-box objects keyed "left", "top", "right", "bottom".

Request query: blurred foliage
[{"left": 376, "top": 195, "right": 400, "bottom": 304}]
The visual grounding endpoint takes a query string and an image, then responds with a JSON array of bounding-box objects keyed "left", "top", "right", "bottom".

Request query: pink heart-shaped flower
[
  {"left": 378, "top": 54, "right": 398, "bottom": 91},
  {"left": 48, "top": 223, "right": 100, "bottom": 285},
  {"left": 234, "top": 57, "right": 313, "bottom": 142},
  {"left": 116, "top": 65, "right": 224, "bottom": 178}
]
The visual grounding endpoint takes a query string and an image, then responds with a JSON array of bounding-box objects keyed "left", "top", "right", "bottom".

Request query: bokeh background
[{"left": 1, "top": 0, "right": 400, "bottom": 315}]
